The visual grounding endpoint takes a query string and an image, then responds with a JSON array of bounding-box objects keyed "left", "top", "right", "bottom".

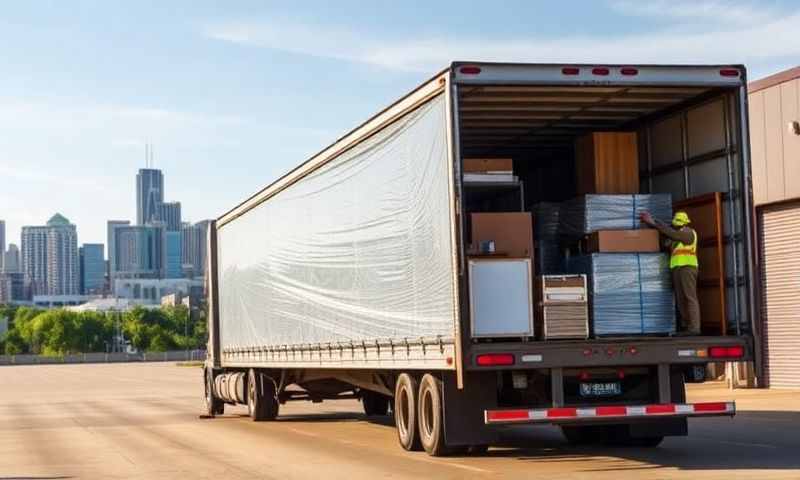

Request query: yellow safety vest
[{"left": 670, "top": 228, "right": 698, "bottom": 269}]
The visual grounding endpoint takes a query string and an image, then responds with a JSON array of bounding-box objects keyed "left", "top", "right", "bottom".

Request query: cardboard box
[
  {"left": 585, "top": 229, "right": 660, "bottom": 253},
  {"left": 464, "top": 158, "right": 513, "bottom": 173},
  {"left": 575, "top": 132, "right": 639, "bottom": 195},
  {"left": 471, "top": 212, "right": 533, "bottom": 258}
]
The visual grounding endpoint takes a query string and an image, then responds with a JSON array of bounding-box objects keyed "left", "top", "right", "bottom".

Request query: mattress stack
[
  {"left": 566, "top": 253, "right": 676, "bottom": 335},
  {"left": 559, "top": 194, "right": 673, "bottom": 237}
]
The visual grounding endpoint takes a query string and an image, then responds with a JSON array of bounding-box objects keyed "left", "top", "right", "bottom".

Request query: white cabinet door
[{"left": 469, "top": 259, "right": 533, "bottom": 337}]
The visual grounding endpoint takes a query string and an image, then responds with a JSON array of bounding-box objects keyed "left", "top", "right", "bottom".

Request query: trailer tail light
[
  {"left": 620, "top": 67, "right": 638, "bottom": 76},
  {"left": 459, "top": 65, "right": 482, "bottom": 75},
  {"left": 562, "top": 67, "right": 580, "bottom": 75},
  {"left": 719, "top": 68, "right": 740, "bottom": 77},
  {"left": 475, "top": 353, "right": 514, "bottom": 366},
  {"left": 592, "top": 67, "right": 610, "bottom": 76},
  {"left": 708, "top": 345, "right": 745, "bottom": 359},
  {"left": 579, "top": 371, "right": 590, "bottom": 381}
]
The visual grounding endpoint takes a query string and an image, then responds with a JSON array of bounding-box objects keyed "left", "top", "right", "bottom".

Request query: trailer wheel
[
  {"left": 247, "top": 369, "right": 279, "bottom": 421},
  {"left": 394, "top": 373, "right": 422, "bottom": 451},
  {"left": 362, "top": 391, "right": 390, "bottom": 416},
  {"left": 204, "top": 368, "right": 224, "bottom": 416},
  {"left": 417, "top": 373, "right": 448, "bottom": 456}
]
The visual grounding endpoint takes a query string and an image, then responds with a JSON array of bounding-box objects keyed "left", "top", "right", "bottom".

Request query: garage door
[{"left": 760, "top": 201, "right": 800, "bottom": 388}]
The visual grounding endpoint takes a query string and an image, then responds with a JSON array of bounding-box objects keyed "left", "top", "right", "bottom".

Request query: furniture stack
[{"left": 535, "top": 275, "right": 590, "bottom": 340}]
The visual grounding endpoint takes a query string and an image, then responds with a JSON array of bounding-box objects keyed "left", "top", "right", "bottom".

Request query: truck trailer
[{"left": 203, "top": 62, "right": 757, "bottom": 456}]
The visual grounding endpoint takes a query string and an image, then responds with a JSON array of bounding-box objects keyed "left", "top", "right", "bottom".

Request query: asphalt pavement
[{"left": 1, "top": 362, "right": 798, "bottom": 479}]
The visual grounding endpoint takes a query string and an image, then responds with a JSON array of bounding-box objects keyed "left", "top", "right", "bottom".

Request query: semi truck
[{"left": 203, "top": 62, "right": 757, "bottom": 456}]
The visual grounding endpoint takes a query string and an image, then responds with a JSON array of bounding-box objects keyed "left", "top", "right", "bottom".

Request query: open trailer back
[{"left": 204, "top": 62, "right": 756, "bottom": 456}]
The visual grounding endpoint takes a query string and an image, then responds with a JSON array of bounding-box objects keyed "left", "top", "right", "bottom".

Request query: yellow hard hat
[{"left": 673, "top": 211, "right": 691, "bottom": 226}]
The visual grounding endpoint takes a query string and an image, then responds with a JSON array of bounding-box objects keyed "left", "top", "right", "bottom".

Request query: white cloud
[
  {"left": 607, "top": 0, "right": 781, "bottom": 25},
  {"left": 204, "top": 3, "right": 799, "bottom": 78}
]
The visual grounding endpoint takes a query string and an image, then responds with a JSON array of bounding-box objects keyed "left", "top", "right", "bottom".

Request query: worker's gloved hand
[{"left": 639, "top": 211, "right": 655, "bottom": 226}]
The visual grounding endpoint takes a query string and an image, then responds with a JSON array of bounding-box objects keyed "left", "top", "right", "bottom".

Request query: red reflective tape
[
  {"left": 547, "top": 408, "right": 578, "bottom": 418},
  {"left": 693, "top": 402, "right": 729, "bottom": 413},
  {"left": 646, "top": 404, "right": 676, "bottom": 414},
  {"left": 595, "top": 406, "right": 627, "bottom": 416},
  {"left": 486, "top": 410, "right": 529, "bottom": 421}
]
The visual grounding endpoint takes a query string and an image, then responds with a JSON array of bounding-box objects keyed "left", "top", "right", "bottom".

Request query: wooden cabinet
[{"left": 575, "top": 132, "right": 639, "bottom": 195}]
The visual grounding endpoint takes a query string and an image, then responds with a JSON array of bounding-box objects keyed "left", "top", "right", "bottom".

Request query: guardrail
[{"left": 0, "top": 349, "right": 207, "bottom": 365}]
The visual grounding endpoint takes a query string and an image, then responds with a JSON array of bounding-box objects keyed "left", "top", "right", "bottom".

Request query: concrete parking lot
[{"left": 1, "top": 362, "right": 798, "bottom": 479}]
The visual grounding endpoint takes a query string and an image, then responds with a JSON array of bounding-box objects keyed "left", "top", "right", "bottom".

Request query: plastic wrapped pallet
[
  {"left": 559, "top": 194, "right": 672, "bottom": 237},
  {"left": 532, "top": 202, "right": 562, "bottom": 274},
  {"left": 566, "top": 253, "right": 676, "bottom": 335}
]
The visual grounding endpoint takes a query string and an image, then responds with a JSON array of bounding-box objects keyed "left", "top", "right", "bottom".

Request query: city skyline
[{"left": 2, "top": 1, "right": 798, "bottom": 246}]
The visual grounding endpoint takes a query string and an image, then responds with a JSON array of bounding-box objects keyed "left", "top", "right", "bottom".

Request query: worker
[{"left": 639, "top": 210, "right": 701, "bottom": 335}]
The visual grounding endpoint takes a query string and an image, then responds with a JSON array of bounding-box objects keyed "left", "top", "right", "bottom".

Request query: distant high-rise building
[
  {"left": 3, "top": 244, "right": 20, "bottom": 273},
  {"left": 79, "top": 243, "right": 105, "bottom": 295},
  {"left": 0, "top": 219, "right": 5, "bottom": 271},
  {"left": 136, "top": 168, "right": 164, "bottom": 225},
  {"left": 107, "top": 220, "right": 130, "bottom": 291},
  {"left": 181, "top": 220, "right": 210, "bottom": 279},
  {"left": 159, "top": 201, "right": 182, "bottom": 231},
  {"left": 0, "top": 272, "right": 25, "bottom": 303},
  {"left": 165, "top": 231, "right": 182, "bottom": 279},
  {"left": 21, "top": 214, "right": 79, "bottom": 296},
  {"left": 113, "top": 224, "right": 165, "bottom": 280}
]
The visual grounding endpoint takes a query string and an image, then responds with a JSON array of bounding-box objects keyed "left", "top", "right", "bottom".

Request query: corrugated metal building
[{"left": 749, "top": 66, "right": 800, "bottom": 388}]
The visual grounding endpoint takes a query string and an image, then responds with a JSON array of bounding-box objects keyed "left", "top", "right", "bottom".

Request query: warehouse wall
[{"left": 749, "top": 68, "right": 800, "bottom": 205}]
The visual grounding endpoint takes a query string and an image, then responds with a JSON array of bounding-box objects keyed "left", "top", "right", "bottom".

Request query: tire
[
  {"left": 394, "top": 373, "right": 422, "bottom": 451},
  {"left": 247, "top": 369, "right": 279, "bottom": 421},
  {"left": 417, "top": 373, "right": 449, "bottom": 456},
  {"left": 204, "top": 368, "right": 224, "bottom": 416},
  {"left": 362, "top": 391, "right": 390, "bottom": 416}
]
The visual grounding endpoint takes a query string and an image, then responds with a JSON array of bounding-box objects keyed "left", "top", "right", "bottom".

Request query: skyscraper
[
  {"left": 107, "top": 220, "right": 130, "bottom": 291},
  {"left": 21, "top": 214, "right": 79, "bottom": 296},
  {"left": 181, "top": 220, "right": 210, "bottom": 279},
  {"left": 113, "top": 224, "right": 165, "bottom": 280},
  {"left": 79, "top": 243, "right": 105, "bottom": 295},
  {"left": 3, "top": 244, "right": 20, "bottom": 272},
  {"left": 159, "top": 201, "right": 182, "bottom": 231},
  {"left": 136, "top": 168, "right": 164, "bottom": 225},
  {"left": 165, "top": 231, "right": 182, "bottom": 278}
]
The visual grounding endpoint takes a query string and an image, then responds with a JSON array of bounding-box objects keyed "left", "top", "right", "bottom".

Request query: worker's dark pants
[{"left": 672, "top": 266, "right": 701, "bottom": 334}]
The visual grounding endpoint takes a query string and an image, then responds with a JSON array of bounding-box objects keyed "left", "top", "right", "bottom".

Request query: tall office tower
[
  {"left": 0, "top": 219, "right": 5, "bottom": 271},
  {"left": 3, "top": 244, "right": 20, "bottom": 272},
  {"left": 21, "top": 226, "right": 48, "bottom": 296},
  {"left": 79, "top": 243, "right": 105, "bottom": 295},
  {"left": 21, "top": 214, "right": 79, "bottom": 296},
  {"left": 181, "top": 220, "right": 210, "bottom": 279},
  {"left": 107, "top": 220, "right": 130, "bottom": 291},
  {"left": 136, "top": 168, "right": 164, "bottom": 225},
  {"left": 165, "top": 231, "right": 182, "bottom": 278},
  {"left": 159, "top": 201, "right": 182, "bottom": 231},
  {"left": 113, "top": 224, "right": 165, "bottom": 280},
  {"left": 44, "top": 214, "right": 79, "bottom": 295}
]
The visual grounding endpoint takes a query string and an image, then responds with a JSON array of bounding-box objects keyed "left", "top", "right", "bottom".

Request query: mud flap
[{"left": 442, "top": 371, "right": 501, "bottom": 446}]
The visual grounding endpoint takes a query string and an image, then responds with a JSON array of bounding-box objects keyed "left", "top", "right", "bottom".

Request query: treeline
[{"left": 0, "top": 304, "right": 207, "bottom": 356}]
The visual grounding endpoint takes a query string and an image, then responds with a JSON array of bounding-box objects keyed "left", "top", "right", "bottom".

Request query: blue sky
[{"left": 1, "top": 0, "right": 797, "bottom": 245}]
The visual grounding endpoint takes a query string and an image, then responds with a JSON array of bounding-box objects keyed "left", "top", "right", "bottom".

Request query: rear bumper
[{"left": 484, "top": 401, "right": 735, "bottom": 425}]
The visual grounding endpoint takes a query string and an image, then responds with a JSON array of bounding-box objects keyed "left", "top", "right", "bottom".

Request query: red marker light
[
  {"left": 617, "top": 369, "right": 626, "bottom": 379},
  {"left": 719, "top": 68, "right": 740, "bottom": 77},
  {"left": 629, "top": 346, "right": 638, "bottom": 355},
  {"left": 592, "top": 67, "right": 610, "bottom": 76},
  {"left": 459, "top": 65, "right": 482, "bottom": 75},
  {"left": 476, "top": 353, "right": 514, "bottom": 366},
  {"left": 579, "top": 371, "right": 590, "bottom": 381},
  {"left": 620, "top": 67, "right": 638, "bottom": 76},
  {"left": 562, "top": 67, "right": 580, "bottom": 75},
  {"left": 583, "top": 348, "right": 593, "bottom": 357},
  {"left": 708, "top": 345, "right": 745, "bottom": 359}
]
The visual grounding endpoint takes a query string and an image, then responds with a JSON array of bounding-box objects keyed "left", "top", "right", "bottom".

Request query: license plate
[{"left": 579, "top": 382, "right": 622, "bottom": 397}]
